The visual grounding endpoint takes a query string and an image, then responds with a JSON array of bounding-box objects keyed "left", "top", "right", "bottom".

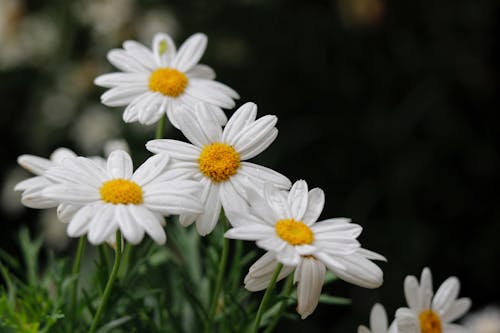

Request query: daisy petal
[
  {"left": 116, "top": 204, "right": 145, "bottom": 244},
  {"left": 107, "top": 150, "right": 133, "bottom": 179},
  {"left": 187, "top": 64, "right": 216, "bottom": 80},
  {"left": 128, "top": 205, "right": 166, "bottom": 244},
  {"left": 153, "top": 33, "right": 177, "bottom": 67},
  {"left": 172, "top": 33, "right": 207, "bottom": 72},
  {"left": 295, "top": 258, "right": 326, "bottom": 319}
]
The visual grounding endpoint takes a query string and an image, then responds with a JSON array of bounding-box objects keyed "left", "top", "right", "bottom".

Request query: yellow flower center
[
  {"left": 100, "top": 179, "right": 143, "bottom": 205},
  {"left": 275, "top": 219, "right": 314, "bottom": 246},
  {"left": 148, "top": 68, "right": 188, "bottom": 97},
  {"left": 419, "top": 310, "right": 442, "bottom": 333},
  {"left": 198, "top": 143, "right": 240, "bottom": 182}
]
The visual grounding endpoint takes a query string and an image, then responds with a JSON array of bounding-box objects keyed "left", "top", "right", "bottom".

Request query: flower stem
[
  {"left": 70, "top": 236, "right": 86, "bottom": 323},
  {"left": 88, "top": 232, "right": 123, "bottom": 333},
  {"left": 252, "top": 263, "right": 283, "bottom": 333},
  {"left": 156, "top": 114, "right": 166, "bottom": 139},
  {"left": 263, "top": 274, "right": 294, "bottom": 333},
  {"left": 204, "top": 212, "right": 230, "bottom": 333}
]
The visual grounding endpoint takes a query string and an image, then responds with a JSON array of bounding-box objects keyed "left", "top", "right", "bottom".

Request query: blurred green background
[{"left": 1, "top": 0, "right": 499, "bottom": 331}]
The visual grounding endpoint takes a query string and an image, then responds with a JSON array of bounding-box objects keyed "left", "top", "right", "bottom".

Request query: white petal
[
  {"left": 370, "top": 303, "right": 388, "bottom": 333},
  {"left": 287, "top": 180, "right": 309, "bottom": 221},
  {"left": 172, "top": 33, "right": 207, "bottom": 72},
  {"left": 195, "top": 183, "right": 221, "bottom": 236},
  {"left": 432, "top": 277, "right": 460, "bottom": 315},
  {"left": 239, "top": 163, "right": 291, "bottom": 190},
  {"left": 441, "top": 298, "right": 471, "bottom": 323},
  {"left": 116, "top": 204, "right": 145, "bottom": 244},
  {"left": 153, "top": 33, "right": 177, "bottom": 67},
  {"left": 57, "top": 203, "right": 79, "bottom": 223},
  {"left": 49, "top": 148, "right": 77, "bottom": 164},
  {"left": 17, "top": 154, "right": 51, "bottom": 175},
  {"left": 67, "top": 205, "right": 94, "bottom": 237},
  {"left": 131, "top": 153, "right": 169, "bottom": 186},
  {"left": 87, "top": 204, "right": 117, "bottom": 245},
  {"left": 185, "top": 79, "right": 236, "bottom": 109},
  {"left": 43, "top": 184, "right": 100, "bottom": 204},
  {"left": 101, "top": 84, "right": 148, "bottom": 107},
  {"left": 295, "top": 258, "right": 326, "bottom": 319},
  {"left": 395, "top": 308, "right": 419, "bottom": 333},
  {"left": 146, "top": 139, "right": 200, "bottom": 160},
  {"left": 107, "top": 49, "right": 148, "bottom": 73},
  {"left": 128, "top": 205, "right": 166, "bottom": 244},
  {"left": 94, "top": 72, "right": 148, "bottom": 88},
  {"left": 222, "top": 102, "right": 257, "bottom": 143},
  {"left": 224, "top": 224, "right": 274, "bottom": 240},
  {"left": 123, "top": 40, "right": 157, "bottom": 70},
  {"left": 186, "top": 64, "right": 216, "bottom": 79},
  {"left": 404, "top": 275, "right": 420, "bottom": 311},
  {"left": 302, "top": 188, "right": 325, "bottom": 226},
  {"left": 419, "top": 267, "right": 434, "bottom": 311},
  {"left": 107, "top": 150, "right": 133, "bottom": 179},
  {"left": 232, "top": 115, "right": 277, "bottom": 157}
]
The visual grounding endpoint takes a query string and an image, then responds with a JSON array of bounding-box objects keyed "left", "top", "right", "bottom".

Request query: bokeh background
[{"left": 1, "top": 0, "right": 500, "bottom": 331}]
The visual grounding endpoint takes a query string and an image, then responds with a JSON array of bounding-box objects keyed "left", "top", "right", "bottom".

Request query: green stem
[
  {"left": 88, "top": 232, "right": 123, "bottom": 333},
  {"left": 263, "top": 274, "right": 294, "bottom": 333},
  {"left": 156, "top": 114, "right": 166, "bottom": 139},
  {"left": 70, "top": 237, "right": 86, "bottom": 323},
  {"left": 204, "top": 213, "right": 230, "bottom": 333},
  {"left": 252, "top": 263, "right": 283, "bottom": 333}
]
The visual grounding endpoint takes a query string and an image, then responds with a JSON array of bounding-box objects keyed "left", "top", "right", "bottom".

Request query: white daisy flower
[
  {"left": 15, "top": 147, "right": 78, "bottom": 209},
  {"left": 359, "top": 303, "right": 398, "bottom": 333},
  {"left": 225, "top": 180, "right": 385, "bottom": 319},
  {"left": 395, "top": 267, "right": 471, "bottom": 333},
  {"left": 94, "top": 32, "right": 239, "bottom": 127},
  {"left": 146, "top": 102, "right": 291, "bottom": 236},
  {"left": 41, "top": 150, "right": 204, "bottom": 245}
]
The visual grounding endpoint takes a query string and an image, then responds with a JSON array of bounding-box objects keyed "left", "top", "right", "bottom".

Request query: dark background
[{"left": 1, "top": 0, "right": 499, "bottom": 331}]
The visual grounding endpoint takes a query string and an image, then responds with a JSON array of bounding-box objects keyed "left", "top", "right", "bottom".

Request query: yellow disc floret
[
  {"left": 419, "top": 310, "right": 442, "bottom": 333},
  {"left": 100, "top": 179, "right": 143, "bottom": 205},
  {"left": 275, "top": 219, "right": 314, "bottom": 246},
  {"left": 198, "top": 143, "right": 240, "bottom": 182},
  {"left": 148, "top": 68, "right": 188, "bottom": 97}
]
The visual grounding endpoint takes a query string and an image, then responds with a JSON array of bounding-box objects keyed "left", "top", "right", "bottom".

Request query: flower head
[
  {"left": 94, "top": 32, "right": 239, "bottom": 127},
  {"left": 226, "top": 179, "right": 385, "bottom": 319},
  {"left": 358, "top": 303, "right": 398, "bottom": 333},
  {"left": 42, "top": 150, "right": 203, "bottom": 245},
  {"left": 396, "top": 267, "right": 471, "bottom": 333},
  {"left": 146, "top": 102, "right": 291, "bottom": 235}
]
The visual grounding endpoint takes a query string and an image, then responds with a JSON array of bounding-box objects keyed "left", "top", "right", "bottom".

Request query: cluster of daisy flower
[
  {"left": 13, "top": 31, "right": 471, "bottom": 331},
  {"left": 359, "top": 267, "right": 471, "bottom": 333}
]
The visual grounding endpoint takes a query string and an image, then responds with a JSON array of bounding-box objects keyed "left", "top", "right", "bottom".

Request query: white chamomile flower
[
  {"left": 359, "top": 303, "right": 398, "bottom": 333},
  {"left": 94, "top": 32, "right": 239, "bottom": 127},
  {"left": 15, "top": 147, "right": 78, "bottom": 209},
  {"left": 226, "top": 180, "right": 385, "bottom": 319},
  {"left": 395, "top": 267, "right": 471, "bottom": 333},
  {"left": 41, "top": 150, "right": 203, "bottom": 245},
  {"left": 146, "top": 102, "right": 291, "bottom": 236}
]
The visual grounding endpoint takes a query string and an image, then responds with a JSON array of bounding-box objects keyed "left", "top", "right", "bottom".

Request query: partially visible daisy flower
[
  {"left": 15, "top": 148, "right": 78, "bottom": 209},
  {"left": 146, "top": 102, "right": 290, "bottom": 235},
  {"left": 94, "top": 32, "right": 239, "bottom": 127},
  {"left": 395, "top": 267, "right": 471, "bottom": 333},
  {"left": 358, "top": 303, "right": 398, "bottom": 333},
  {"left": 464, "top": 306, "right": 500, "bottom": 333},
  {"left": 226, "top": 180, "right": 385, "bottom": 319},
  {"left": 42, "top": 150, "right": 203, "bottom": 245}
]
